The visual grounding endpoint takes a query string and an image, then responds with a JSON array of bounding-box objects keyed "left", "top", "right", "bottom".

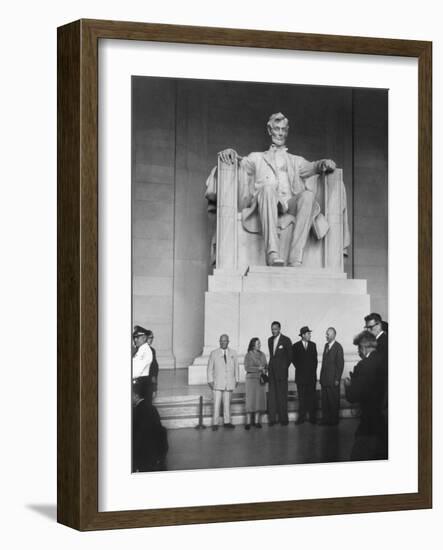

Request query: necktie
[{"left": 223, "top": 351, "right": 227, "bottom": 363}]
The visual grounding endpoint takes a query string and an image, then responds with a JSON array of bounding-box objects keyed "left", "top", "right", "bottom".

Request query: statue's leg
[
  {"left": 257, "top": 186, "right": 284, "bottom": 266},
  {"left": 287, "top": 190, "right": 315, "bottom": 265}
]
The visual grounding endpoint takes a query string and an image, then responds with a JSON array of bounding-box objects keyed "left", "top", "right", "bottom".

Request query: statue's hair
[
  {"left": 353, "top": 330, "right": 377, "bottom": 350},
  {"left": 267, "top": 112, "right": 289, "bottom": 131}
]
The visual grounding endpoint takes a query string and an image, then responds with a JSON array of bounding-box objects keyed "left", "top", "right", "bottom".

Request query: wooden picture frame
[{"left": 57, "top": 19, "right": 432, "bottom": 530}]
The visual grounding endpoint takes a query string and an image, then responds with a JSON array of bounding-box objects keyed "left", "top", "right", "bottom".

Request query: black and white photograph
[{"left": 131, "top": 76, "right": 389, "bottom": 473}]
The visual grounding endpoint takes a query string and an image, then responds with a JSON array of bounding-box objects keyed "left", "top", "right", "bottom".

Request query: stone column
[
  {"left": 324, "top": 169, "right": 344, "bottom": 272},
  {"left": 215, "top": 157, "right": 238, "bottom": 271}
]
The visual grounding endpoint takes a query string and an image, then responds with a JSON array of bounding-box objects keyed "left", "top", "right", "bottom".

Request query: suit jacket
[
  {"left": 292, "top": 340, "right": 318, "bottom": 385},
  {"left": 149, "top": 347, "right": 159, "bottom": 391},
  {"left": 268, "top": 334, "right": 292, "bottom": 381},
  {"left": 320, "top": 341, "right": 344, "bottom": 387},
  {"left": 207, "top": 347, "right": 239, "bottom": 391},
  {"left": 345, "top": 351, "right": 384, "bottom": 436},
  {"left": 376, "top": 332, "right": 388, "bottom": 362},
  {"left": 375, "top": 331, "right": 388, "bottom": 407}
]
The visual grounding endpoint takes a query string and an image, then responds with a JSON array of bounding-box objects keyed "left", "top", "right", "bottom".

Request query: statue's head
[{"left": 267, "top": 112, "right": 289, "bottom": 147}]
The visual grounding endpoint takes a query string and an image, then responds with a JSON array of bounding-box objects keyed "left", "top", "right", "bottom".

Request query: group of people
[{"left": 207, "top": 313, "right": 388, "bottom": 461}]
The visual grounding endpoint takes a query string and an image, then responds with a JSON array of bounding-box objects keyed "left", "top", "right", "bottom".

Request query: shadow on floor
[{"left": 26, "top": 504, "right": 57, "bottom": 522}]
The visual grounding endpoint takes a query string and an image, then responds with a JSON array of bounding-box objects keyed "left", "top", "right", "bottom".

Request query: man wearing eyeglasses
[
  {"left": 364, "top": 313, "right": 388, "bottom": 365},
  {"left": 364, "top": 313, "right": 388, "bottom": 455},
  {"left": 364, "top": 314, "right": 388, "bottom": 401},
  {"left": 132, "top": 325, "right": 159, "bottom": 401}
]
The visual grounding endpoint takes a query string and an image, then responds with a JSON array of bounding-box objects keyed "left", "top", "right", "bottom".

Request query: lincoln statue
[{"left": 205, "top": 112, "right": 350, "bottom": 267}]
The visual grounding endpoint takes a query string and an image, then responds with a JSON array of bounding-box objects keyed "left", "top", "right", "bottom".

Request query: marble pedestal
[{"left": 188, "top": 266, "right": 370, "bottom": 384}]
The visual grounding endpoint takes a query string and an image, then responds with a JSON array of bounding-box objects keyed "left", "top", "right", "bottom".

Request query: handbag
[{"left": 259, "top": 372, "right": 269, "bottom": 385}]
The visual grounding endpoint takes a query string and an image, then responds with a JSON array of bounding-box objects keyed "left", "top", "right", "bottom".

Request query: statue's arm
[
  {"left": 299, "top": 157, "right": 336, "bottom": 179},
  {"left": 205, "top": 150, "right": 255, "bottom": 208}
]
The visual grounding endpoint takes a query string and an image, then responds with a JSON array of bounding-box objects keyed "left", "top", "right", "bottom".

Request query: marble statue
[{"left": 205, "top": 112, "right": 350, "bottom": 267}]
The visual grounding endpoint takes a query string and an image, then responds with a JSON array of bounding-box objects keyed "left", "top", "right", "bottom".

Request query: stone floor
[{"left": 163, "top": 418, "right": 359, "bottom": 471}]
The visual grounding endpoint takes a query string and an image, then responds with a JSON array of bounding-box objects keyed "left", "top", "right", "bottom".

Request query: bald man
[
  {"left": 319, "top": 327, "right": 344, "bottom": 425},
  {"left": 207, "top": 334, "right": 239, "bottom": 430}
]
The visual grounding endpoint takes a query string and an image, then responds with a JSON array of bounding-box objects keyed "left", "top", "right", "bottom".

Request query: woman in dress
[{"left": 244, "top": 337, "right": 267, "bottom": 429}]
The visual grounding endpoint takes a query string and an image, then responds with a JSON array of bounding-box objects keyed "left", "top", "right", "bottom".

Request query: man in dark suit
[
  {"left": 319, "top": 327, "right": 344, "bottom": 426},
  {"left": 292, "top": 326, "right": 318, "bottom": 424},
  {"left": 365, "top": 313, "right": 389, "bottom": 380},
  {"left": 267, "top": 321, "right": 293, "bottom": 426},
  {"left": 364, "top": 313, "right": 389, "bottom": 454},
  {"left": 345, "top": 330, "right": 387, "bottom": 461},
  {"left": 132, "top": 377, "right": 168, "bottom": 472}
]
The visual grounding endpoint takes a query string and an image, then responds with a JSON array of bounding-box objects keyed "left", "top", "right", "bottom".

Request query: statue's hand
[
  {"left": 218, "top": 148, "right": 240, "bottom": 165},
  {"left": 318, "top": 159, "right": 336, "bottom": 174}
]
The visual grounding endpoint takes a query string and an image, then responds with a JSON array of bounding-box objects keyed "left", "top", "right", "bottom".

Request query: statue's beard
[{"left": 271, "top": 137, "right": 286, "bottom": 147}]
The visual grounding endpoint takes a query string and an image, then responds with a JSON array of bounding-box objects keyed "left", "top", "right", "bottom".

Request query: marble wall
[
  {"left": 352, "top": 89, "right": 389, "bottom": 320},
  {"left": 132, "top": 78, "right": 388, "bottom": 368}
]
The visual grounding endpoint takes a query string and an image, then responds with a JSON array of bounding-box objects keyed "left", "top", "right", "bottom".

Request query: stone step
[
  {"left": 246, "top": 266, "right": 348, "bottom": 277},
  {"left": 155, "top": 389, "right": 359, "bottom": 429},
  {"left": 160, "top": 407, "right": 359, "bottom": 429},
  {"left": 208, "top": 266, "right": 368, "bottom": 294},
  {"left": 242, "top": 275, "right": 367, "bottom": 294}
]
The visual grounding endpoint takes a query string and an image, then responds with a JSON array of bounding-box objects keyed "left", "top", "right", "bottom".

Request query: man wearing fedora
[
  {"left": 132, "top": 325, "right": 159, "bottom": 401},
  {"left": 292, "top": 326, "right": 319, "bottom": 424}
]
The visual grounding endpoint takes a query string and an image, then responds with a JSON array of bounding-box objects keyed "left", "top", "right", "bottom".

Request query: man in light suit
[
  {"left": 319, "top": 327, "right": 344, "bottom": 426},
  {"left": 211, "top": 112, "right": 350, "bottom": 266},
  {"left": 292, "top": 326, "right": 318, "bottom": 424},
  {"left": 207, "top": 334, "right": 239, "bottom": 431},
  {"left": 267, "top": 321, "right": 293, "bottom": 426}
]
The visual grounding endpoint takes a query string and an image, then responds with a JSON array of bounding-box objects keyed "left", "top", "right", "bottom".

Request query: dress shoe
[
  {"left": 244, "top": 424, "right": 251, "bottom": 430},
  {"left": 223, "top": 423, "right": 235, "bottom": 429},
  {"left": 309, "top": 418, "right": 317, "bottom": 425},
  {"left": 212, "top": 425, "right": 219, "bottom": 431},
  {"left": 255, "top": 423, "right": 262, "bottom": 429},
  {"left": 294, "top": 417, "right": 305, "bottom": 425},
  {"left": 268, "top": 421, "right": 276, "bottom": 427},
  {"left": 280, "top": 421, "right": 289, "bottom": 426}
]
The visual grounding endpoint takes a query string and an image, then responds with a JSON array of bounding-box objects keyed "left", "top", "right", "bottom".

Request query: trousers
[
  {"left": 321, "top": 385, "right": 340, "bottom": 424},
  {"left": 213, "top": 389, "right": 232, "bottom": 424},
  {"left": 297, "top": 383, "right": 316, "bottom": 420},
  {"left": 268, "top": 377, "right": 288, "bottom": 424},
  {"left": 256, "top": 185, "right": 315, "bottom": 264}
]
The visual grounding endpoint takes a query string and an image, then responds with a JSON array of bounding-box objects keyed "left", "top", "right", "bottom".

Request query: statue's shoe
[
  {"left": 271, "top": 258, "right": 285, "bottom": 267},
  {"left": 268, "top": 253, "right": 285, "bottom": 267},
  {"left": 287, "top": 261, "right": 302, "bottom": 267}
]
